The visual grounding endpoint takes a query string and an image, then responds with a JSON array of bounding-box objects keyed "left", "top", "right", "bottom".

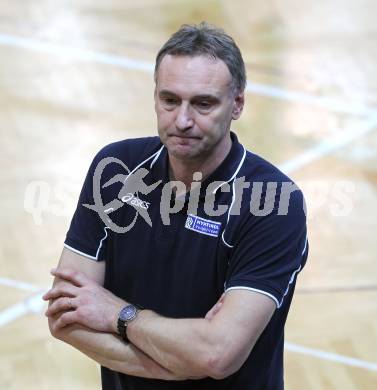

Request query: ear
[
  {"left": 232, "top": 92, "right": 245, "bottom": 120},
  {"left": 154, "top": 87, "right": 158, "bottom": 113}
]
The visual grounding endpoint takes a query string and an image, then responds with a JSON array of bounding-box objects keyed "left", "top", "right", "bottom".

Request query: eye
[
  {"left": 196, "top": 100, "right": 212, "bottom": 110},
  {"left": 161, "top": 97, "right": 178, "bottom": 106}
]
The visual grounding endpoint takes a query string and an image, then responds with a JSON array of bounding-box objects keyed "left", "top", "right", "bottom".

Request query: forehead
[{"left": 155, "top": 55, "right": 232, "bottom": 98}]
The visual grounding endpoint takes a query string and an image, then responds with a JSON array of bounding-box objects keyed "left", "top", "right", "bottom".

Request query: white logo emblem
[
  {"left": 121, "top": 193, "right": 150, "bottom": 210},
  {"left": 184, "top": 214, "right": 221, "bottom": 237},
  {"left": 185, "top": 216, "right": 194, "bottom": 229}
]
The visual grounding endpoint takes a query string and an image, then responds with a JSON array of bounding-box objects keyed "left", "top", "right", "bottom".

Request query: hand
[
  {"left": 43, "top": 268, "right": 126, "bottom": 333},
  {"left": 205, "top": 293, "right": 225, "bottom": 321}
]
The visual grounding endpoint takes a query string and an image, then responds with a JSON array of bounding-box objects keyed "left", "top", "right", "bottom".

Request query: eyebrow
[
  {"left": 158, "top": 90, "right": 177, "bottom": 97},
  {"left": 192, "top": 94, "right": 219, "bottom": 101},
  {"left": 158, "top": 90, "right": 220, "bottom": 101}
]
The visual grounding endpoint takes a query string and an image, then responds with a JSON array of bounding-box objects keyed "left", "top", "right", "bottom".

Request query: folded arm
[
  {"left": 126, "top": 289, "right": 275, "bottom": 379},
  {"left": 45, "top": 247, "right": 276, "bottom": 380},
  {"left": 51, "top": 322, "right": 186, "bottom": 380},
  {"left": 45, "top": 248, "right": 193, "bottom": 381}
]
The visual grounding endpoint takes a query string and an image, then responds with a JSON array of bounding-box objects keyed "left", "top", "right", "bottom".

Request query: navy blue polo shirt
[{"left": 64, "top": 132, "right": 308, "bottom": 390}]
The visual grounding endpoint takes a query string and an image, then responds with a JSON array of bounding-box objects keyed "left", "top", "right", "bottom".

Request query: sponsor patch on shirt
[{"left": 184, "top": 214, "right": 221, "bottom": 237}]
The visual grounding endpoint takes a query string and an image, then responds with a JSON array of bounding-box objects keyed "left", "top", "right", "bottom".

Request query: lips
[
  {"left": 171, "top": 136, "right": 200, "bottom": 146},
  {"left": 169, "top": 134, "right": 201, "bottom": 140}
]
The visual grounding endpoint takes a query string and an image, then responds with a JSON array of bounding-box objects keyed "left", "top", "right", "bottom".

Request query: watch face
[{"left": 120, "top": 305, "right": 137, "bottom": 321}]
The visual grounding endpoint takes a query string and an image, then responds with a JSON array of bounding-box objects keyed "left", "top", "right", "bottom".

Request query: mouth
[
  {"left": 169, "top": 134, "right": 201, "bottom": 140},
  {"left": 170, "top": 135, "right": 201, "bottom": 146}
]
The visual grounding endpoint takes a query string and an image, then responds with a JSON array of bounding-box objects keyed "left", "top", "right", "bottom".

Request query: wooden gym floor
[{"left": 0, "top": 1, "right": 376, "bottom": 389}]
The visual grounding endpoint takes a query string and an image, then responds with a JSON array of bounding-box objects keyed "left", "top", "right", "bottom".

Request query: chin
[
  {"left": 169, "top": 148, "right": 195, "bottom": 160},
  {"left": 168, "top": 144, "right": 202, "bottom": 160},
  {"left": 164, "top": 137, "right": 195, "bottom": 156}
]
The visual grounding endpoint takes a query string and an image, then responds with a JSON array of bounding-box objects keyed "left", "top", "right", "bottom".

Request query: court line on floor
[
  {"left": 0, "top": 278, "right": 47, "bottom": 327},
  {"left": 296, "top": 284, "right": 377, "bottom": 294},
  {"left": 0, "top": 277, "right": 42, "bottom": 292},
  {"left": 0, "top": 291, "right": 46, "bottom": 327},
  {"left": 285, "top": 342, "right": 377, "bottom": 371},
  {"left": 245, "top": 83, "right": 376, "bottom": 116},
  {"left": 0, "top": 32, "right": 376, "bottom": 117},
  {"left": 278, "top": 114, "right": 377, "bottom": 173}
]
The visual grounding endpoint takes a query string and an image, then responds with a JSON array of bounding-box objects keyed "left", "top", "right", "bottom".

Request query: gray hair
[{"left": 154, "top": 22, "right": 246, "bottom": 94}]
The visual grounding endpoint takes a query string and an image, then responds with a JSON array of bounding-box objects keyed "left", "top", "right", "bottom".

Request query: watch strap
[{"left": 117, "top": 304, "right": 144, "bottom": 342}]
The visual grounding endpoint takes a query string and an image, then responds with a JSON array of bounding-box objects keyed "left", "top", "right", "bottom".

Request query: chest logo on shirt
[
  {"left": 121, "top": 193, "right": 150, "bottom": 210},
  {"left": 185, "top": 214, "right": 222, "bottom": 237}
]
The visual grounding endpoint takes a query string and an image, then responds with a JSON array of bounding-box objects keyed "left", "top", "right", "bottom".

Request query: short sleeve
[
  {"left": 225, "top": 189, "right": 308, "bottom": 309},
  {"left": 64, "top": 150, "right": 109, "bottom": 261}
]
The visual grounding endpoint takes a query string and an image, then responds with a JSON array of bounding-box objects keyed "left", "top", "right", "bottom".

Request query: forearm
[
  {"left": 45, "top": 271, "right": 211, "bottom": 379},
  {"left": 127, "top": 310, "right": 218, "bottom": 378},
  {"left": 45, "top": 266, "right": 275, "bottom": 381},
  {"left": 52, "top": 322, "right": 189, "bottom": 380}
]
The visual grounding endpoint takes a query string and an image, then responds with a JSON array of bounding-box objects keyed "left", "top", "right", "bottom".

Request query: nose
[{"left": 175, "top": 103, "right": 194, "bottom": 131}]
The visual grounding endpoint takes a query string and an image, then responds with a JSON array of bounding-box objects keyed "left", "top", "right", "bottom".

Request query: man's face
[{"left": 154, "top": 55, "right": 244, "bottom": 162}]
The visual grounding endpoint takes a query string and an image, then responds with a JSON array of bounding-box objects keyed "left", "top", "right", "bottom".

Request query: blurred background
[{"left": 0, "top": 0, "right": 376, "bottom": 388}]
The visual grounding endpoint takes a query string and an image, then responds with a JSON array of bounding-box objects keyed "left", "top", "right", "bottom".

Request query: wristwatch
[{"left": 117, "top": 304, "right": 143, "bottom": 342}]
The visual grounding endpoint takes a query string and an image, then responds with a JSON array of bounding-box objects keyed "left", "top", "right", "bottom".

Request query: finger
[
  {"left": 45, "top": 297, "right": 76, "bottom": 317},
  {"left": 43, "top": 280, "right": 77, "bottom": 301},
  {"left": 43, "top": 283, "right": 79, "bottom": 301},
  {"left": 51, "top": 267, "right": 90, "bottom": 287},
  {"left": 52, "top": 310, "right": 78, "bottom": 330}
]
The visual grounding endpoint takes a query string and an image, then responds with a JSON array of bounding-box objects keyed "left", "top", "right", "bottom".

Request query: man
[{"left": 43, "top": 22, "right": 308, "bottom": 389}]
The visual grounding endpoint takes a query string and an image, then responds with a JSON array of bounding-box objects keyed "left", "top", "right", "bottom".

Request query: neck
[{"left": 168, "top": 135, "right": 232, "bottom": 190}]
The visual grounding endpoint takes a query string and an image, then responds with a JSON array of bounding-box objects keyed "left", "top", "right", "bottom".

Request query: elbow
[
  {"left": 206, "top": 358, "right": 234, "bottom": 380},
  {"left": 47, "top": 317, "right": 65, "bottom": 341},
  {"left": 47, "top": 317, "right": 59, "bottom": 339},
  {"left": 202, "top": 348, "right": 239, "bottom": 380}
]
